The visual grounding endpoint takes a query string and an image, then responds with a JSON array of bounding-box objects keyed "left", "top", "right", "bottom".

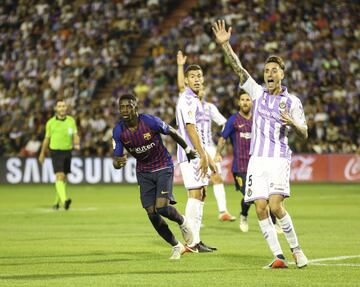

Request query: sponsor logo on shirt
[
  {"left": 240, "top": 132, "right": 251, "bottom": 139},
  {"left": 129, "top": 142, "right": 155, "bottom": 154}
]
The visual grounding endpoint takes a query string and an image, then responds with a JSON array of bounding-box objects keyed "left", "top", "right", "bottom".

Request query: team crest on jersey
[
  {"left": 247, "top": 188, "right": 252, "bottom": 197},
  {"left": 143, "top": 132, "right": 151, "bottom": 140},
  {"left": 279, "top": 102, "right": 286, "bottom": 109}
]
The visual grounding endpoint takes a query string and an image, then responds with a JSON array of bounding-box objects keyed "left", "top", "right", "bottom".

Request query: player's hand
[
  {"left": 38, "top": 153, "right": 45, "bottom": 164},
  {"left": 214, "top": 153, "right": 222, "bottom": 162},
  {"left": 186, "top": 149, "right": 199, "bottom": 162},
  {"left": 208, "top": 155, "right": 218, "bottom": 174},
  {"left": 212, "top": 19, "right": 232, "bottom": 45},
  {"left": 114, "top": 155, "right": 127, "bottom": 169},
  {"left": 280, "top": 108, "right": 294, "bottom": 127},
  {"left": 198, "top": 155, "right": 209, "bottom": 178},
  {"left": 177, "top": 50, "right": 187, "bottom": 66}
]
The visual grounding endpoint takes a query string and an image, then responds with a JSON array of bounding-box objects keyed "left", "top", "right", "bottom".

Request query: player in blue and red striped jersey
[
  {"left": 112, "top": 93, "right": 198, "bottom": 260},
  {"left": 216, "top": 91, "right": 253, "bottom": 232}
]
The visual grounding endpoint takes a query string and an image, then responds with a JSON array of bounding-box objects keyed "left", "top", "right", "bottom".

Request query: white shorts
[
  {"left": 244, "top": 156, "right": 290, "bottom": 203},
  {"left": 205, "top": 145, "right": 222, "bottom": 174},
  {"left": 179, "top": 159, "right": 209, "bottom": 190}
]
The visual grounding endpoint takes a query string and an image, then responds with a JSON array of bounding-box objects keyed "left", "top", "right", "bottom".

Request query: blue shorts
[
  {"left": 233, "top": 172, "right": 247, "bottom": 196},
  {"left": 137, "top": 167, "right": 176, "bottom": 208}
]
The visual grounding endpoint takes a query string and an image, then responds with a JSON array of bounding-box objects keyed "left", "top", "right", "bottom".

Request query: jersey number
[{"left": 248, "top": 175, "right": 252, "bottom": 187}]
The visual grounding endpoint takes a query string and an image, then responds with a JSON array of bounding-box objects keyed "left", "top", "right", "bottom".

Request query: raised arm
[
  {"left": 212, "top": 20, "right": 249, "bottom": 85},
  {"left": 177, "top": 50, "right": 187, "bottom": 93}
]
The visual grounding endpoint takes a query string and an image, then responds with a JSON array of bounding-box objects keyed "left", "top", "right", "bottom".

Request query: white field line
[
  {"left": 309, "top": 255, "right": 360, "bottom": 263},
  {"left": 289, "top": 254, "right": 360, "bottom": 267}
]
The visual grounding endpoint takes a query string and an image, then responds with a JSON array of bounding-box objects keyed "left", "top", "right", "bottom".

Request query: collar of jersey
[
  {"left": 55, "top": 116, "right": 67, "bottom": 121},
  {"left": 264, "top": 85, "right": 288, "bottom": 97},
  {"left": 184, "top": 87, "right": 199, "bottom": 98}
]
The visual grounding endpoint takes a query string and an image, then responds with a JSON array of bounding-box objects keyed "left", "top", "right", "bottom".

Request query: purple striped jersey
[
  {"left": 176, "top": 87, "right": 206, "bottom": 163},
  {"left": 198, "top": 101, "right": 227, "bottom": 148},
  {"left": 112, "top": 114, "right": 173, "bottom": 172},
  {"left": 240, "top": 75, "right": 307, "bottom": 159},
  {"left": 222, "top": 113, "right": 252, "bottom": 173}
]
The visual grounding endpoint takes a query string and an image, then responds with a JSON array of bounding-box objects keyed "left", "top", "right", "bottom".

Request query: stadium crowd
[
  {"left": 0, "top": 0, "right": 359, "bottom": 157},
  {"left": 135, "top": 0, "right": 359, "bottom": 155},
  {"left": 0, "top": 0, "right": 180, "bottom": 156}
]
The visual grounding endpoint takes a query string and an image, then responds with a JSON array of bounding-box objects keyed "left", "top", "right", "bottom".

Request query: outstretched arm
[
  {"left": 212, "top": 20, "right": 249, "bottom": 85},
  {"left": 177, "top": 50, "right": 187, "bottom": 93}
]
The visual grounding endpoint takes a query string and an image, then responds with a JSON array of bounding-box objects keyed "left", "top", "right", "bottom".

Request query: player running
[{"left": 112, "top": 94, "right": 197, "bottom": 260}]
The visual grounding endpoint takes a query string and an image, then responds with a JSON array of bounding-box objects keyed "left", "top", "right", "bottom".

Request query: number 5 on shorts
[{"left": 248, "top": 174, "right": 252, "bottom": 187}]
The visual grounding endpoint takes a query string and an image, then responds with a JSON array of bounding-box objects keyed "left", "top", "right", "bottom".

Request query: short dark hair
[
  {"left": 238, "top": 89, "right": 247, "bottom": 97},
  {"left": 265, "top": 55, "right": 285, "bottom": 70},
  {"left": 119, "top": 93, "right": 137, "bottom": 105},
  {"left": 185, "top": 64, "right": 202, "bottom": 77}
]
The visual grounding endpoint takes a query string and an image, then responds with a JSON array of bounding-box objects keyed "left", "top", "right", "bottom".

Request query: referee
[{"left": 39, "top": 99, "right": 80, "bottom": 210}]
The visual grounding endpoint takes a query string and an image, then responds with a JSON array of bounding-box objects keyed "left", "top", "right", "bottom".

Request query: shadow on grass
[
  {"left": 0, "top": 267, "right": 244, "bottom": 280},
  {"left": 0, "top": 251, "right": 153, "bottom": 260}
]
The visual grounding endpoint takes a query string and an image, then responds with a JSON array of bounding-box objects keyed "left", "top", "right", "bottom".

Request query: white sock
[
  {"left": 197, "top": 201, "right": 204, "bottom": 241},
  {"left": 185, "top": 198, "right": 202, "bottom": 246},
  {"left": 213, "top": 184, "right": 227, "bottom": 213},
  {"left": 258, "top": 218, "right": 283, "bottom": 257},
  {"left": 278, "top": 212, "right": 299, "bottom": 249}
]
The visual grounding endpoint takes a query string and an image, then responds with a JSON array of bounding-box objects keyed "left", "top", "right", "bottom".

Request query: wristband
[{"left": 185, "top": 146, "right": 191, "bottom": 154}]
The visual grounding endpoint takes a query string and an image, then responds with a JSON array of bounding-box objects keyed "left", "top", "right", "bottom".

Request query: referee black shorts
[{"left": 50, "top": 150, "right": 72, "bottom": 174}]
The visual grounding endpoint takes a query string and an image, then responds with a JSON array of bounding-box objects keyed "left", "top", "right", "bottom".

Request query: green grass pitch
[{"left": 0, "top": 183, "right": 359, "bottom": 286}]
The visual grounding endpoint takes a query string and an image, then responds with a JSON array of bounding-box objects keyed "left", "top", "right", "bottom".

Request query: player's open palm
[
  {"left": 177, "top": 50, "right": 187, "bottom": 66},
  {"left": 212, "top": 19, "right": 232, "bottom": 45},
  {"left": 199, "top": 156, "right": 209, "bottom": 178},
  {"left": 208, "top": 155, "right": 218, "bottom": 174},
  {"left": 280, "top": 108, "right": 294, "bottom": 127}
]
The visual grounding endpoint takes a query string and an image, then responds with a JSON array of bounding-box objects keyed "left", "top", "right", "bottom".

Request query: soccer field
[{"left": 0, "top": 183, "right": 359, "bottom": 287}]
